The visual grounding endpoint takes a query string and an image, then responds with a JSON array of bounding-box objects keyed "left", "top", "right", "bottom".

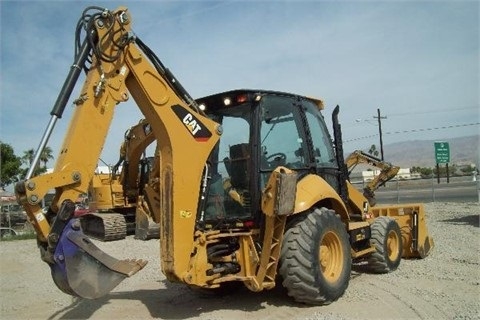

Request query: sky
[{"left": 1, "top": 0, "right": 479, "bottom": 172}]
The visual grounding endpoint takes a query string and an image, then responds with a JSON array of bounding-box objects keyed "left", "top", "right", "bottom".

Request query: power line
[
  {"left": 388, "top": 106, "right": 479, "bottom": 117},
  {"left": 348, "top": 106, "right": 479, "bottom": 126},
  {"left": 344, "top": 122, "right": 480, "bottom": 143},
  {"left": 384, "top": 122, "right": 480, "bottom": 136}
]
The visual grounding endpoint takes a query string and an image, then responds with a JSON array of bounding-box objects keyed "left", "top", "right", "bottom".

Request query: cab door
[
  {"left": 259, "top": 95, "right": 310, "bottom": 180},
  {"left": 300, "top": 100, "right": 341, "bottom": 192}
]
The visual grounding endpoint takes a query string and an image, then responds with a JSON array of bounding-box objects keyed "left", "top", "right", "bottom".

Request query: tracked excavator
[
  {"left": 15, "top": 6, "right": 433, "bottom": 304},
  {"left": 83, "top": 118, "right": 160, "bottom": 241}
]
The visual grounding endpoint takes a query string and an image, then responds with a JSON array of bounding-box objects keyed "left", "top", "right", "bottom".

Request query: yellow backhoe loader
[
  {"left": 345, "top": 150, "right": 400, "bottom": 207},
  {"left": 15, "top": 6, "right": 433, "bottom": 305},
  {"left": 83, "top": 118, "right": 159, "bottom": 241}
]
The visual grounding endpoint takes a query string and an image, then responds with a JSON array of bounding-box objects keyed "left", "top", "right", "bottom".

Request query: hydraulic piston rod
[{"left": 26, "top": 35, "right": 93, "bottom": 179}]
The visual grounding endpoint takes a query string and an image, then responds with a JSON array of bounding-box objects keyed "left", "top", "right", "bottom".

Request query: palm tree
[
  {"left": 40, "top": 146, "right": 54, "bottom": 169},
  {"left": 21, "top": 148, "right": 51, "bottom": 178},
  {"left": 22, "top": 149, "right": 35, "bottom": 167}
]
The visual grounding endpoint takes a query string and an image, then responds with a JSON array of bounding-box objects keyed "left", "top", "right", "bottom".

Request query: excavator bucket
[
  {"left": 50, "top": 219, "right": 147, "bottom": 299},
  {"left": 371, "top": 204, "right": 434, "bottom": 259}
]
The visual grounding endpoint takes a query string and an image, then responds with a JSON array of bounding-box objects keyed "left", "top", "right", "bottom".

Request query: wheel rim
[
  {"left": 387, "top": 229, "right": 400, "bottom": 261},
  {"left": 318, "top": 231, "right": 343, "bottom": 283}
]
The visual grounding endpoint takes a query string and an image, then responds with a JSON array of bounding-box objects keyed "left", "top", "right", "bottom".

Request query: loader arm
[
  {"left": 15, "top": 6, "right": 220, "bottom": 298},
  {"left": 345, "top": 150, "right": 400, "bottom": 206}
]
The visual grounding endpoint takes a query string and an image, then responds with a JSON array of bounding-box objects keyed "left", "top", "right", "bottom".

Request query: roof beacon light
[{"left": 236, "top": 94, "right": 248, "bottom": 104}]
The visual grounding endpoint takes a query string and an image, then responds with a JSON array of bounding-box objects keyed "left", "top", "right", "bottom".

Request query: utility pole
[{"left": 373, "top": 108, "right": 386, "bottom": 160}]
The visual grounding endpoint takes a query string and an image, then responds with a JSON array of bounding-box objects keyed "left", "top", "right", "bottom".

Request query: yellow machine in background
[
  {"left": 343, "top": 150, "right": 432, "bottom": 259},
  {"left": 15, "top": 6, "right": 433, "bottom": 305},
  {"left": 345, "top": 150, "right": 400, "bottom": 207},
  {"left": 84, "top": 119, "right": 159, "bottom": 241}
]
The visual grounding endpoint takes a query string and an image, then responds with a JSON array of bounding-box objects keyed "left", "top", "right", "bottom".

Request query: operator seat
[
  {"left": 225, "top": 143, "right": 250, "bottom": 190},
  {"left": 223, "top": 143, "right": 252, "bottom": 215}
]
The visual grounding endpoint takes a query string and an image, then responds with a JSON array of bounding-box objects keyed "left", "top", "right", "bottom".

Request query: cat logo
[
  {"left": 182, "top": 113, "right": 202, "bottom": 135},
  {"left": 172, "top": 104, "right": 212, "bottom": 141}
]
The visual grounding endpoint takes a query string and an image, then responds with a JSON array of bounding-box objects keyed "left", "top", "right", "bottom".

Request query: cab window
[
  {"left": 260, "top": 95, "right": 309, "bottom": 170},
  {"left": 303, "top": 101, "right": 337, "bottom": 168}
]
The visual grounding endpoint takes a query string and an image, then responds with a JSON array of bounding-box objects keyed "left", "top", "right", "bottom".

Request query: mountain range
[{"left": 346, "top": 135, "right": 479, "bottom": 169}]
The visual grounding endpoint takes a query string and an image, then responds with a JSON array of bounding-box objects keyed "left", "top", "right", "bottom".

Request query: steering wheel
[{"left": 266, "top": 152, "right": 287, "bottom": 164}]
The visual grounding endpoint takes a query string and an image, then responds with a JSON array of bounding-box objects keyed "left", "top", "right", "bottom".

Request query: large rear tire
[
  {"left": 364, "top": 216, "right": 402, "bottom": 273},
  {"left": 279, "top": 208, "right": 351, "bottom": 305}
]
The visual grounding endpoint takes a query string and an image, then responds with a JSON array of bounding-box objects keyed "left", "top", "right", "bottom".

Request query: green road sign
[{"left": 434, "top": 141, "right": 450, "bottom": 163}]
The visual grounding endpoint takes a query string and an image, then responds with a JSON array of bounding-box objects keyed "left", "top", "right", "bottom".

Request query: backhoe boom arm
[
  {"left": 15, "top": 6, "right": 220, "bottom": 298},
  {"left": 345, "top": 150, "right": 400, "bottom": 206}
]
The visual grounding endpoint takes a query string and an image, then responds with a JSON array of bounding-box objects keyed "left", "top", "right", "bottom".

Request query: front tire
[
  {"left": 279, "top": 208, "right": 351, "bottom": 305},
  {"left": 365, "top": 216, "right": 403, "bottom": 273}
]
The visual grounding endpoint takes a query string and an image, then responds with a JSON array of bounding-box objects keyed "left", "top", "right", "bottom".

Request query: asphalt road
[{"left": 354, "top": 176, "right": 479, "bottom": 204}]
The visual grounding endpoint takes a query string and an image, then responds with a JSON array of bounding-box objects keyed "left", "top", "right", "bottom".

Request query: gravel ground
[{"left": 1, "top": 202, "right": 479, "bottom": 320}]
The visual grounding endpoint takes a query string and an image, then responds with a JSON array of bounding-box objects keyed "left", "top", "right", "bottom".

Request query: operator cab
[{"left": 196, "top": 90, "right": 340, "bottom": 229}]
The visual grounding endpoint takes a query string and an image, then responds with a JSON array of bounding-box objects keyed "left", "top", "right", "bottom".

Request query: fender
[{"left": 293, "top": 174, "right": 349, "bottom": 219}]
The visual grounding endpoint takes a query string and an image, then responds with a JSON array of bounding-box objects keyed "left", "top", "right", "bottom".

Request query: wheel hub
[
  {"left": 318, "top": 231, "right": 343, "bottom": 283},
  {"left": 387, "top": 230, "right": 400, "bottom": 261}
]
